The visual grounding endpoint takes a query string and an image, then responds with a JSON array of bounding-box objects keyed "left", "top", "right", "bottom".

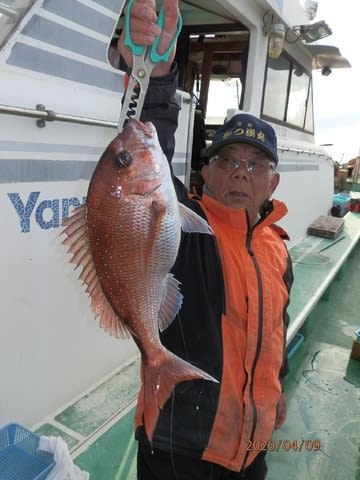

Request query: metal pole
[
  {"left": 0, "top": 103, "right": 117, "bottom": 129},
  {"left": 0, "top": 3, "right": 18, "bottom": 19}
]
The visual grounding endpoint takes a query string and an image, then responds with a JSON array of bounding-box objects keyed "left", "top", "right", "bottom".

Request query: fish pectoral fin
[
  {"left": 158, "top": 274, "right": 183, "bottom": 332},
  {"left": 61, "top": 205, "right": 129, "bottom": 339},
  {"left": 61, "top": 205, "right": 90, "bottom": 267},
  {"left": 91, "top": 286, "right": 130, "bottom": 339},
  {"left": 179, "top": 203, "right": 213, "bottom": 235}
]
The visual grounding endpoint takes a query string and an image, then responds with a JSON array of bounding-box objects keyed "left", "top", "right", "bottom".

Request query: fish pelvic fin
[
  {"left": 61, "top": 205, "right": 129, "bottom": 339},
  {"left": 179, "top": 203, "right": 213, "bottom": 235},
  {"left": 142, "top": 351, "right": 218, "bottom": 442},
  {"left": 158, "top": 274, "right": 183, "bottom": 332}
]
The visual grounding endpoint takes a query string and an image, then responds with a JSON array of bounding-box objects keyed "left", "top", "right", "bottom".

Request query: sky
[{"left": 310, "top": 0, "right": 360, "bottom": 163}]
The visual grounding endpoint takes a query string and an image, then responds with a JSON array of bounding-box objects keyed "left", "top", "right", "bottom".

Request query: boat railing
[
  {"left": 0, "top": 3, "right": 18, "bottom": 19},
  {"left": 278, "top": 146, "right": 330, "bottom": 157},
  {"left": 0, "top": 103, "right": 117, "bottom": 129},
  {"left": 0, "top": 103, "right": 333, "bottom": 160}
]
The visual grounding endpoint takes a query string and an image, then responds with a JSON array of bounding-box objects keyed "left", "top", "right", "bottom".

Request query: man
[{"left": 118, "top": 1, "right": 293, "bottom": 478}]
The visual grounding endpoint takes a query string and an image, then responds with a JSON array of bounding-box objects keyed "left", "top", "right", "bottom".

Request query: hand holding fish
[{"left": 118, "top": 0, "right": 180, "bottom": 76}]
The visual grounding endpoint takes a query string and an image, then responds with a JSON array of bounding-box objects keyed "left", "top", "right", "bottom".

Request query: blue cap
[{"left": 206, "top": 113, "right": 278, "bottom": 165}]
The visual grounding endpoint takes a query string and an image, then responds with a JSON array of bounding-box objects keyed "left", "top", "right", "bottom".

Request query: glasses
[{"left": 209, "top": 153, "right": 276, "bottom": 175}]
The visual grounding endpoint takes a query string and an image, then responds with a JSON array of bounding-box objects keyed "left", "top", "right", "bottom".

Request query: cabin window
[
  {"left": 304, "top": 80, "right": 314, "bottom": 132},
  {"left": 262, "top": 56, "right": 291, "bottom": 122},
  {"left": 175, "top": 26, "right": 249, "bottom": 128},
  {"left": 287, "top": 68, "right": 311, "bottom": 128},
  {"left": 199, "top": 77, "right": 243, "bottom": 125},
  {"left": 262, "top": 54, "right": 314, "bottom": 133},
  {"left": 0, "top": 0, "right": 36, "bottom": 49}
]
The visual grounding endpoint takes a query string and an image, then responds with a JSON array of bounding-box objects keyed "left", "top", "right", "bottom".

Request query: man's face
[{"left": 202, "top": 143, "right": 280, "bottom": 222}]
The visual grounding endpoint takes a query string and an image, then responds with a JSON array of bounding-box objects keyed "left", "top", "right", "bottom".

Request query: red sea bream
[{"left": 61, "top": 119, "right": 217, "bottom": 441}]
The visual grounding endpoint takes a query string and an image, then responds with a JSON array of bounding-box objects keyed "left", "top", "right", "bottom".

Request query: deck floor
[
  {"left": 37, "top": 243, "right": 360, "bottom": 479},
  {"left": 267, "top": 241, "right": 360, "bottom": 480}
]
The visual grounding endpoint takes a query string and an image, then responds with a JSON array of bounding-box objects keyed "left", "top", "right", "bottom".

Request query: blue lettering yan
[{"left": 7, "top": 192, "right": 86, "bottom": 233}]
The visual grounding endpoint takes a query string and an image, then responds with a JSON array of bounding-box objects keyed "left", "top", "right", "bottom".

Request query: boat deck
[
  {"left": 34, "top": 243, "right": 360, "bottom": 479},
  {"left": 267, "top": 240, "right": 360, "bottom": 479}
]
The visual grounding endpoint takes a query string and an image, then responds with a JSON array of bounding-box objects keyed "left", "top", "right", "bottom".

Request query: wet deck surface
[
  {"left": 36, "top": 243, "right": 360, "bottom": 479},
  {"left": 267, "top": 241, "right": 360, "bottom": 480}
]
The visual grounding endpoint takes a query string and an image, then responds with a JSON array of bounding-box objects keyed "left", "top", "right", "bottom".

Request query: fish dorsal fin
[
  {"left": 179, "top": 203, "right": 213, "bottom": 235},
  {"left": 158, "top": 273, "right": 183, "bottom": 332},
  {"left": 61, "top": 205, "right": 129, "bottom": 339}
]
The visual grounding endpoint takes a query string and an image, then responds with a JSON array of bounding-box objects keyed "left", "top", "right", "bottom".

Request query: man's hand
[
  {"left": 274, "top": 393, "right": 287, "bottom": 429},
  {"left": 117, "top": 0, "right": 180, "bottom": 77}
]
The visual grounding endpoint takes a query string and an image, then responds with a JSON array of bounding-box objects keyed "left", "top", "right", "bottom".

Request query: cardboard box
[{"left": 350, "top": 340, "right": 360, "bottom": 361}]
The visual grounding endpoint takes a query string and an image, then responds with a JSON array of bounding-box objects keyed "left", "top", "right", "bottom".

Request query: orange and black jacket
[{"left": 135, "top": 64, "right": 294, "bottom": 472}]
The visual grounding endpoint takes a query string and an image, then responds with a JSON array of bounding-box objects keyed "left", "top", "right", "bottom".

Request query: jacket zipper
[{"left": 241, "top": 214, "right": 264, "bottom": 471}]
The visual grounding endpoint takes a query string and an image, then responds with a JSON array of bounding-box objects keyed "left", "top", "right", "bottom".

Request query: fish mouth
[{"left": 126, "top": 118, "right": 155, "bottom": 138}]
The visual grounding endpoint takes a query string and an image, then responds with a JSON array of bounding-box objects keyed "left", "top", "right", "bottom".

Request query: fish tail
[{"left": 142, "top": 351, "right": 218, "bottom": 442}]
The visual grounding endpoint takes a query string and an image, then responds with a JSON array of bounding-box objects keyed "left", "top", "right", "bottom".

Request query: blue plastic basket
[
  {"left": 333, "top": 192, "right": 350, "bottom": 206},
  {"left": 0, "top": 423, "right": 55, "bottom": 480}
]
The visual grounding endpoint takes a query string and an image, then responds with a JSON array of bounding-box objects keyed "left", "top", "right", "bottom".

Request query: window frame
[{"left": 261, "top": 51, "right": 314, "bottom": 134}]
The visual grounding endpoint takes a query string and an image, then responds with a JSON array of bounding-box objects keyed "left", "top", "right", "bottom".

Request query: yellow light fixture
[{"left": 268, "top": 23, "right": 285, "bottom": 59}]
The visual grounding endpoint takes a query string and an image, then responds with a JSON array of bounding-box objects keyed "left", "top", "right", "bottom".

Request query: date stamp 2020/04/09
[{"left": 246, "top": 439, "right": 321, "bottom": 452}]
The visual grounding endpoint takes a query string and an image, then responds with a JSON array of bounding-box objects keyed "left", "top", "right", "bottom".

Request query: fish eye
[{"left": 116, "top": 150, "right": 132, "bottom": 167}]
